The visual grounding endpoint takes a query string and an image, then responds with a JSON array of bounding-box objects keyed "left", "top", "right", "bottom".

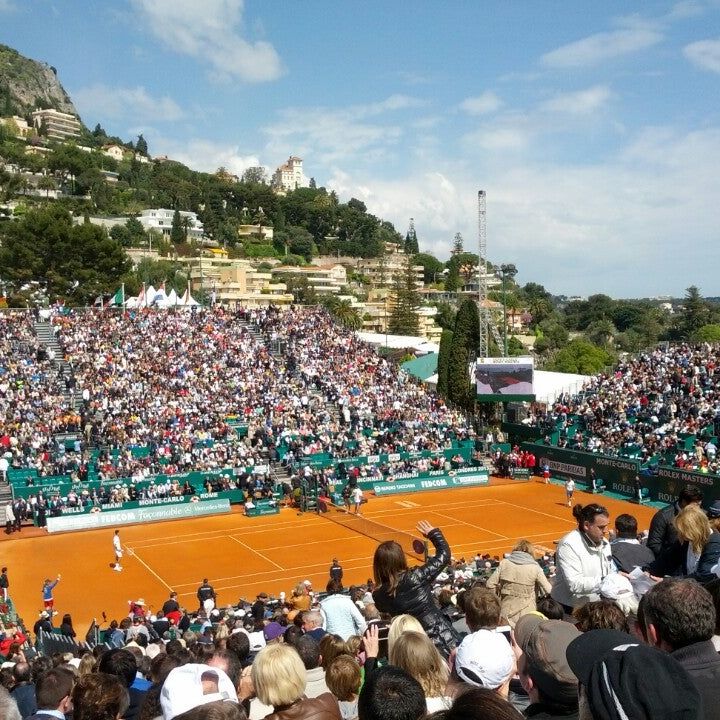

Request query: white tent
[
  {"left": 150, "top": 287, "right": 168, "bottom": 307},
  {"left": 532, "top": 370, "right": 591, "bottom": 405},
  {"left": 355, "top": 332, "right": 439, "bottom": 354}
]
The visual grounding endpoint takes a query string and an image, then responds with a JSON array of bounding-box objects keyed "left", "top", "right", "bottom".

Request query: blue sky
[{"left": 2, "top": 0, "right": 720, "bottom": 298}]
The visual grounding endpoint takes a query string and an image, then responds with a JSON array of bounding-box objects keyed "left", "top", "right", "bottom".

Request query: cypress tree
[
  {"left": 446, "top": 299, "right": 480, "bottom": 408},
  {"left": 436, "top": 329, "right": 453, "bottom": 396},
  {"left": 170, "top": 209, "right": 184, "bottom": 244}
]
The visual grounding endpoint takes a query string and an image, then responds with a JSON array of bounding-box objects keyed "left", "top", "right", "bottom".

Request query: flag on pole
[{"left": 111, "top": 284, "right": 125, "bottom": 307}]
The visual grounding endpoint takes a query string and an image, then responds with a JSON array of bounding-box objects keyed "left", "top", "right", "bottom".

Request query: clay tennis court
[{"left": 1, "top": 479, "right": 656, "bottom": 632}]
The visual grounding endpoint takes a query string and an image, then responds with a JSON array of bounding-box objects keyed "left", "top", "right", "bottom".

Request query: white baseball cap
[
  {"left": 455, "top": 629, "right": 515, "bottom": 690},
  {"left": 160, "top": 663, "right": 238, "bottom": 720}
]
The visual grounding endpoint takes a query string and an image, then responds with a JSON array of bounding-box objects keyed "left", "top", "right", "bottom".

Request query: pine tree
[
  {"left": 451, "top": 233, "right": 464, "bottom": 255},
  {"left": 388, "top": 262, "right": 421, "bottom": 336},
  {"left": 136, "top": 134, "right": 148, "bottom": 156},
  {"left": 404, "top": 224, "right": 419, "bottom": 254},
  {"left": 681, "top": 285, "right": 709, "bottom": 339}
]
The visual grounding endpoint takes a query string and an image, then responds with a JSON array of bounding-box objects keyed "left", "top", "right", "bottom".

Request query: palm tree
[
  {"left": 326, "top": 297, "right": 362, "bottom": 330},
  {"left": 37, "top": 174, "right": 57, "bottom": 198}
]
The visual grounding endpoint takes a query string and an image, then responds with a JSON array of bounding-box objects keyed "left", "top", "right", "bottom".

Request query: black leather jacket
[{"left": 373, "top": 528, "right": 461, "bottom": 658}]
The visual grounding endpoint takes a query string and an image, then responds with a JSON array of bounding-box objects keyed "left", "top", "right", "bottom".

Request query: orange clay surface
[{"left": 0, "top": 478, "right": 656, "bottom": 632}]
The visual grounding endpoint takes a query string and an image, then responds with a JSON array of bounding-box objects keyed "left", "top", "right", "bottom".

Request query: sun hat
[{"left": 455, "top": 629, "right": 515, "bottom": 690}]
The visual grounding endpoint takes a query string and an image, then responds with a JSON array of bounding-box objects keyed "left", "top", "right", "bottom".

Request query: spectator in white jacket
[
  {"left": 551, "top": 503, "right": 615, "bottom": 611},
  {"left": 321, "top": 580, "right": 367, "bottom": 640}
]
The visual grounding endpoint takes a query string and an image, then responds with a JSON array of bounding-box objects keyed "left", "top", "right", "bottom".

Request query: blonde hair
[
  {"left": 387, "top": 614, "right": 425, "bottom": 655},
  {"left": 388, "top": 630, "right": 448, "bottom": 697},
  {"left": 252, "top": 643, "right": 306, "bottom": 707},
  {"left": 77, "top": 653, "right": 96, "bottom": 676},
  {"left": 513, "top": 539, "right": 535, "bottom": 555},
  {"left": 293, "top": 582, "right": 308, "bottom": 597},
  {"left": 674, "top": 503, "right": 711, "bottom": 555},
  {"left": 345, "top": 635, "right": 362, "bottom": 657}
]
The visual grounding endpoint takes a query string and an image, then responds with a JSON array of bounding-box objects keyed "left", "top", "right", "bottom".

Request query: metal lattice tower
[
  {"left": 477, "top": 190, "right": 503, "bottom": 358},
  {"left": 477, "top": 190, "right": 490, "bottom": 358}
]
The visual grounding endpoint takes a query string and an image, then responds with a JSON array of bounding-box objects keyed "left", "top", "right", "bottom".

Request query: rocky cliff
[{"left": 0, "top": 43, "right": 79, "bottom": 119}]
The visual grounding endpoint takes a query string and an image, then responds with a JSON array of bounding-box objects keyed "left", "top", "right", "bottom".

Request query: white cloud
[
  {"left": 459, "top": 92, "right": 503, "bottom": 116},
  {"left": 152, "top": 137, "right": 262, "bottom": 177},
  {"left": 73, "top": 84, "right": 184, "bottom": 123},
  {"left": 130, "top": 0, "right": 282, "bottom": 82},
  {"left": 324, "top": 125, "right": 720, "bottom": 297},
  {"left": 474, "top": 127, "right": 529, "bottom": 151},
  {"left": 539, "top": 85, "right": 612, "bottom": 115},
  {"left": 363, "top": 94, "right": 426, "bottom": 115},
  {"left": 684, "top": 37, "right": 720, "bottom": 73},
  {"left": 541, "top": 28, "right": 662, "bottom": 67},
  {"left": 665, "top": 0, "right": 704, "bottom": 20},
  {"left": 263, "top": 95, "right": 423, "bottom": 166}
]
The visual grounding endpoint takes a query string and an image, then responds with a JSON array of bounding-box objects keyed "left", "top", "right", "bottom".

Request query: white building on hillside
[
  {"left": 138, "top": 208, "right": 204, "bottom": 241},
  {"left": 31, "top": 109, "right": 82, "bottom": 141},
  {"left": 272, "top": 156, "right": 308, "bottom": 192}
]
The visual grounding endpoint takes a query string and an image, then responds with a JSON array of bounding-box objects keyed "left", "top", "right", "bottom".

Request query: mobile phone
[{"left": 495, "top": 625, "right": 512, "bottom": 643}]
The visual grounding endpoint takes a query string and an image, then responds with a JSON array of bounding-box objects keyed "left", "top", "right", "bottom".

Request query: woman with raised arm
[{"left": 372, "top": 520, "right": 461, "bottom": 659}]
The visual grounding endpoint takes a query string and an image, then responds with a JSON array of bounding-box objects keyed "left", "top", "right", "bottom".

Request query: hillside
[{"left": 0, "top": 43, "right": 78, "bottom": 118}]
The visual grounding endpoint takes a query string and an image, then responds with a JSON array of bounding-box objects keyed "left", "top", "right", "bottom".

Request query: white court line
[
  {"left": 131, "top": 517, "right": 315, "bottom": 547},
  {"left": 430, "top": 511, "right": 509, "bottom": 541},
  {"left": 496, "top": 500, "right": 577, "bottom": 526},
  {"left": 228, "top": 534, "right": 285, "bottom": 571},
  {"left": 125, "top": 545, "right": 173, "bottom": 592},
  {"left": 171, "top": 556, "right": 377, "bottom": 590},
  {"left": 364, "top": 498, "right": 497, "bottom": 517},
  {"left": 130, "top": 498, "right": 501, "bottom": 549}
]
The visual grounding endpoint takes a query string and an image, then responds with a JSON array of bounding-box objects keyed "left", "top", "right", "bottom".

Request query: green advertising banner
[
  {"left": 246, "top": 501, "right": 280, "bottom": 517},
  {"left": 45, "top": 489, "right": 246, "bottom": 521},
  {"left": 373, "top": 469, "right": 490, "bottom": 496},
  {"left": 642, "top": 465, "right": 719, "bottom": 505},
  {"left": 11, "top": 470, "right": 263, "bottom": 500},
  {"left": 521, "top": 443, "right": 641, "bottom": 499},
  {"left": 46, "top": 498, "right": 231, "bottom": 533}
]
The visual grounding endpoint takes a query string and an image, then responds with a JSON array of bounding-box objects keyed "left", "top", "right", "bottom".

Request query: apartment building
[
  {"left": 187, "top": 257, "right": 293, "bottom": 307},
  {"left": 31, "top": 109, "right": 82, "bottom": 141},
  {"left": 270, "top": 264, "right": 347, "bottom": 295},
  {"left": 137, "top": 208, "right": 205, "bottom": 241}
]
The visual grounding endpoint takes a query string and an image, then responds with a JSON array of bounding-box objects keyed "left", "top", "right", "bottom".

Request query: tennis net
[{"left": 321, "top": 500, "right": 427, "bottom": 562}]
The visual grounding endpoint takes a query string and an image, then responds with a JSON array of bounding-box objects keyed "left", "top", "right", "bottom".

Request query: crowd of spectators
[
  {"left": 1, "top": 490, "right": 720, "bottom": 720},
  {"left": 523, "top": 343, "right": 720, "bottom": 471},
  {"left": 2, "top": 306, "right": 472, "bottom": 477},
  {"left": 2, "top": 507, "right": 719, "bottom": 720}
]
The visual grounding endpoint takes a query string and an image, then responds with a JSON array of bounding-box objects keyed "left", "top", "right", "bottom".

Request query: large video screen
[{"left": 475, "top": 357, "right": 534, "bottom": 401}]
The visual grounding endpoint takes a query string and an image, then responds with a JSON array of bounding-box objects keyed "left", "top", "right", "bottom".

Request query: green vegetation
[
  {"left": 388, "top": 263, "right": 421, "bottom": 336},
  {"left": 444, "top": 299, "right": 479, "bottom": 409},
  {"left": 0, "top": 205, "right": 130, "bottom": 305}
]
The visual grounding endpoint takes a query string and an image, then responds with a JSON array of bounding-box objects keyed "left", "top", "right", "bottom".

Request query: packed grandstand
[{"left": 0, "top": 306, "right": 719, "bottom": 720}]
